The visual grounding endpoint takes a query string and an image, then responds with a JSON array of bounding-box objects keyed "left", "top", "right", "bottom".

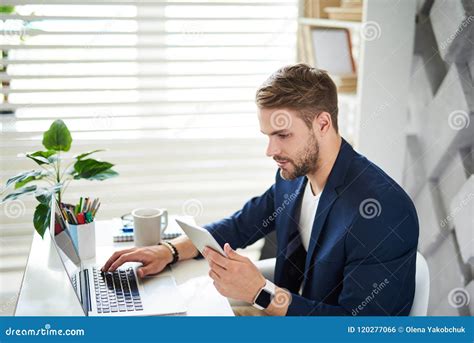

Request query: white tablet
[{"left": 175, "top": 219, "right": 226, "bottom": 257}]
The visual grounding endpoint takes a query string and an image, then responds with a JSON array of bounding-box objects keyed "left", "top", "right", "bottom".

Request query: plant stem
[
  {"left": 57, "top": 152, "right": 61, "bottom": 204},
  {"left": 61, "top": 177, "right": 73, "bottom": 197},
  {"left": 56, "top": 152, "right": 61, "bottom": 183},
  {"left": 59, "top": 159, "right": 75, "bottom": 180}
]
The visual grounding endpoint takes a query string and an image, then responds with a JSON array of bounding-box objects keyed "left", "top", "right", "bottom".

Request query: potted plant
[{"left": 1, "top": 119, "right": 118, "bottom": 237}]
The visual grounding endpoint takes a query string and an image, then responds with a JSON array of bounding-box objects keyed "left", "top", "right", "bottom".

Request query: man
[{"left": 102, "top": 64, "right": 419, "bottom": 316}]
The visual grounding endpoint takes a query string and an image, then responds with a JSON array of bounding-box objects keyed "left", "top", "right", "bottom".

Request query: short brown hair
[{"left": 255, "top": 63, "right": 339, "bottom": 132}]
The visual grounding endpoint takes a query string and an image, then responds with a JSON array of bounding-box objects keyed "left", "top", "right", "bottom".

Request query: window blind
[{"left": 0, "top": 1, "right": 297, "bottom": 280}]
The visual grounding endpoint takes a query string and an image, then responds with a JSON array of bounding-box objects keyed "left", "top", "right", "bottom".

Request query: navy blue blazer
[{"left": 204, "top": 138, "right": 419, "bottom": 316}]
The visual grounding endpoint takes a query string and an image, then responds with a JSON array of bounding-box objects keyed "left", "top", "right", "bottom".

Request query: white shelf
[{"left": 298, "top": 17, "right": 362, "bottom": 30}]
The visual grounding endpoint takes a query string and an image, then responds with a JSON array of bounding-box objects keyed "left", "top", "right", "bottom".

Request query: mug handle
[{"left": 160, "top": 209, "right": 168, "bottom": 234}]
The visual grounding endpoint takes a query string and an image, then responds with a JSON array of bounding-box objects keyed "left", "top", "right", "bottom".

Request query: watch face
[{"left": 255, "top": 289, "right": 273, "bottom": 309}]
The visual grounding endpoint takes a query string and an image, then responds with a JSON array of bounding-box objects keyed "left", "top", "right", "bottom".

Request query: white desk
[{"left": 15, "top": 217, "right": 233, "bottom": 316}]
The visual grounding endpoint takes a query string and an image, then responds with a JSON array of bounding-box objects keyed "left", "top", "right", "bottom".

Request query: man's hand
[
  {"left": 203, "top": 243, "right": 266, "bottom": 304},
  {"left": 101, "top": 245, "right": 173, "bottom": 278}
]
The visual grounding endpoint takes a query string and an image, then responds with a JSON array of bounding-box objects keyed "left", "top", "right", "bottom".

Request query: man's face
[{"left": 258, "top": 107, "right": 320, "bottom": 180}]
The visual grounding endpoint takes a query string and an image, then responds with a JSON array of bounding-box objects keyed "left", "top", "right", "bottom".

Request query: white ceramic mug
[{"left": 132, "top": 208, "right": 168, "bottom": 247}]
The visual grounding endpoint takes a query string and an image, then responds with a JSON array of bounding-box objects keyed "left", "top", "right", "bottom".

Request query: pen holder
[{"left": 69, "top": 221, "right": 96, "bottom": 260}]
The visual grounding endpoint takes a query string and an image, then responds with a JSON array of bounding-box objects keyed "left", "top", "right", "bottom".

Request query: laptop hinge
[{"left": 80, "top": 269, "right": 92, "bottom": 313}]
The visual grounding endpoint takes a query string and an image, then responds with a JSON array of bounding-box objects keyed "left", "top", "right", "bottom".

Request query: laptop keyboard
[{"left": 92, "top": 267, "right": 143, "bottom": 313}]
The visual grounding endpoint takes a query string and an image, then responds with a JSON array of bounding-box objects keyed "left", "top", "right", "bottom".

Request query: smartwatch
[{"left": 252, "top": 279, "right": 276, "bottom": 310}]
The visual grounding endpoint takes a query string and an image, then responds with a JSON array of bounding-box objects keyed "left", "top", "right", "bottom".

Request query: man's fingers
[
  {"left": 224, "top": 243, "right": 247, "bottom": 262},
  {"left": 137, "top": 264, "right": 155, "bottom": 278},
  {"left": 209, "top": 269, "right": 220, "bottom": 281},
  {"left": 213, "top": 280, "right": 224, "bottom": 295},
  {"left": 204, "top": 247, "right": 228, "bottom": 269},
  {"left": 101, "top": 248, "right": 135, "bottom": 271},
  {"left": 209, "top": 260, "right": 226, "bottom": 278},
  {"left": 108, "top": 251, "right": 142, "bottom": 272}
]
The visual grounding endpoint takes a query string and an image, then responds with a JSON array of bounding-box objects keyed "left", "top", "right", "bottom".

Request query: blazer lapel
[
  {"left": 275, "top": 176, "right": 306, "bottom": 289},
  {"left": 304, "top": 138, "right": 356, "bottom": 274},
  {"left": 279, "top": 176, "right": 306, "bottom": 258},
  {"left": 303, "top": 187, "right": 338, "bottom": 274}
]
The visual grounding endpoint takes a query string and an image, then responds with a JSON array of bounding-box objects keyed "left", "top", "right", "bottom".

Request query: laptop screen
[{"left": 48, "top": 198, "right": 88, "bottom": 315}]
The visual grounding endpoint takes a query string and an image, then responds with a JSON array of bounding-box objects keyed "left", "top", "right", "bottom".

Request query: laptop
[{"left": 49, "top": 199, "right": 187, "bottom": 316}]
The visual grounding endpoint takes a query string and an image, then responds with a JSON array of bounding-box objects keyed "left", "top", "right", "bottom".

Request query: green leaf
[
  {"left": 74, "top": 149, "right": 105, "bottom": 160},
  {"left": 15, "top": 170, "right": 52, "bottom": 189},
  {"left": 35, "top": 191, "right": 52, "bottom": 205},
  {"left": 35, "top": 184, "right": 61, "bottom": 204},
  {"left": 26, "top": 155, "right": 49, "bottom": 165},
  {"left": 73, "top": 158, "right": 114, "bottom": 179},
  {"left": 0, "top": 6, "right": 15, "bottom": 14},
  {"left": 47, "top": 155, "right": 58, "bottom": 163},
  {"left": 33, "top": 203, "right": 50, "bottom": 238},
  {"left": 2, "top": 185, "right": 37, "bottom": 203},
  {"left": 80, "top": 169, "right": 119, "bottom": 181},
  {"left": 15, "top": 176, "right": 41, "bottom": 189},
  {"left": 5, "top": 170, "right": 42, "bottom": 189},
  {"left": 26, "top": 150, "right": 57, "bottom": 166},
  {"left": 42, "top": 120, "right": 72, "bottom": 152}
]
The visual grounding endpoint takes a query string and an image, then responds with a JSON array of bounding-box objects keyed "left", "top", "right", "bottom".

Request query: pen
[
  {"left": 91, "top": 198, "right": 98, "bottom": 213},
  {"left": 92, "top": 201, "right": 101, "bottom": 217},
  {"left": 61, "top": 208, "right": 68, "bottom": 222},
  {"left": 66, "top": 208, "right": 77, "bottom": 224},
  {"left": 84, "top": 197, "right": 90, "bottom": 212},
  {"left": 63, "top": 208, "right": 71, "bottom": 223},
  {"left": 86, "top": 211, "right": 93, "bottom": 223},
  {"left": 77, "top": 212, "right": 85, "bottom": 225},
  {"left": 63, "top": 197, "right": 101, "bottom": 224}
]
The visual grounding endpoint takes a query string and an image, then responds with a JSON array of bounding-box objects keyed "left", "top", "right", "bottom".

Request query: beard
[{"left": 277, "top": 133, "right": 320, "bottom": 180}]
